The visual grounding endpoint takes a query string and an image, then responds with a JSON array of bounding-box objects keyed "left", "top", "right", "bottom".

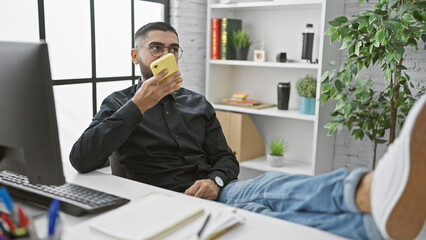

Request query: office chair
[{"left": 109, "top": 152, "right": 127, "bottom": 178}]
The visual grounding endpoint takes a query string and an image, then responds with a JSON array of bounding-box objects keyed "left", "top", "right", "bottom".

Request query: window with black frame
[{"left": 0, "top": 0, "right": 169, "bottom": 161}]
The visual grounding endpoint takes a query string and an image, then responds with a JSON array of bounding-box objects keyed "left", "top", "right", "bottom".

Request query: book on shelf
[
  {"left": 220, "top": 18, "right": 242, "bottom": 60},
  {"left": 211, "top": 18, "right": 221, "bottom": 59},
  {"left": 222, "top": 98, "right": 261, "bottom": 106},
  {"left": 89, "top": 193, "right": 244, "bottom": 240}
]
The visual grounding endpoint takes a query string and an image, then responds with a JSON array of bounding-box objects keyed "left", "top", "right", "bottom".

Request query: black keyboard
[{"left": 0, "top": 170, "right": 130, "bottom": 216}]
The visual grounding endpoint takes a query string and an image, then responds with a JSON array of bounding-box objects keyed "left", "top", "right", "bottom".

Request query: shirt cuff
[
  {"left": 208, "top": 171, "right": 230, "bottom": 187},
  {"left": 114, "top": 100, "right": 143, "bottom": 130}
]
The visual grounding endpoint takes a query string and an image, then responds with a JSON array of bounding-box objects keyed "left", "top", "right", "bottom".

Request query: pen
[
  {"left": 0, "top": 187, "right": 18, "bottom": 224},
  {"left": 196, "top": 213, "right": 211, "bottom": 240},
  {"left": 0, "top": 221, "right": 6, "bottom": 234},
  {"left": 48, "top": 199, "right": 60, "bottom": 237},
  {"left": 1, "top": 212, "right": 16, "bottom": 233},
  {"left": 17, "top": 206, "right": 28, "bottom": 228}
]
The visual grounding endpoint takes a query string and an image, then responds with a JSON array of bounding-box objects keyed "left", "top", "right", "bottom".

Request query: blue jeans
[{"left": 217, "top": 169, "right": 383, "bottom": 240}]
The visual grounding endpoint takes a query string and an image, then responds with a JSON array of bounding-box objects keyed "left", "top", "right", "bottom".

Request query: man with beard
[{"left": 70, "top": 22, "right": 425, "bottom": 240}]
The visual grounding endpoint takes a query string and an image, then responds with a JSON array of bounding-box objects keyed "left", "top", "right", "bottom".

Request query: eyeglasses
[{"left": 137, "top": 43, "right": 183, "bottom": 59}]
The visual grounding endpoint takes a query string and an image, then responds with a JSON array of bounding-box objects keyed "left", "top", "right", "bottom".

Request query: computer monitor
[{"left": 0, "top": 41, "right": 66, "bottom": 185}]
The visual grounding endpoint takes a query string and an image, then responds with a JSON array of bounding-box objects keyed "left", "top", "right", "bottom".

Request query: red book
[{"left": 211, "top": 18, "right": 221, "bottom": 59}]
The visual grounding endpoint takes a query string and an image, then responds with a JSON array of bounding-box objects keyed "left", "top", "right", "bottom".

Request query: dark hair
[{"left": 134, "top": 22, "right": 179, "bottom": 47}]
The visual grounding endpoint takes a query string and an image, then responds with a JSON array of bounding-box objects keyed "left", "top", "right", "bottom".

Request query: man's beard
[{"left": 139, "top": 59, "right": 153, "bottom": 81}]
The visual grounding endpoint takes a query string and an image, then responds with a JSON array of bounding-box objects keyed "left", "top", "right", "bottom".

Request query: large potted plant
[
  {"left": 320, "top": 0, "right": 425, "bottom": 168},
  {"left": 296, "top": 75, "right": 317, "bottom": 115},
  {"left": 230, "top": 29, "right": 252, "bottom": 60},
  {"left": 267, "top": 138, "right": 289, "bottom": 167}
]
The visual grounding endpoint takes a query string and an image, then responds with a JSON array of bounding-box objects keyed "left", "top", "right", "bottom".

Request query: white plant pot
[{"left": 267, "top": 154, "right": 284, "bottom": 167}]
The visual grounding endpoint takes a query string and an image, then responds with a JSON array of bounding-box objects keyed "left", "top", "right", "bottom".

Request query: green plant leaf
[
  {"left": 400, "top": 4, "right": 415, "bottom": 12},
  {"left": 335, "top": 101, "right": 346, "bottom": 110},
  {"left": 319, "top": 94, "right": 329, "bottom": 104},
  {"left": 369, "top": 14, "right": 377, "bottom": 24},
  {"left": 344, "top": 104, "right": 351, "bottom": 117},
  {"left": 385, "top": 68, "right": 392, "bottom": 80},
  {"left": 394, "top": 52, "right": 402, "bottom": 62},
  {"left": 343, "top": 71, "right": 352, "bottom": 83},
  {"left": 331, "top": 32, "right": 339, "bottom": 42},
  {"left": 407, "top": 38, "right": 417, "bottom": 46},
  {"left": 403, "top": 13, "right": 415, "bottom": 23},
  {"left": 335, "top": 80, "right": 344, "bottom": 91},
  {"left": 413, "top": 11, "right": 423, "bottom": 22},
  {"left": 362, "top": 121, "right": 368, "bottom": 131},
  {"left": 330, "top": 86, "right": 337, "bottom": 98},
  {"left": 386, "top": 53, "right": 394, "bottom": 63},
  {"left": 354, "top": 88, "right": 363, "bottom": 95},
  {"left": 393, "top": 21, "right": 403, "bottom": 30},
  {"left": 341, "top": 27, "right": 350, "bottom": 38},
  {"left": 349, "top": 44, "right": 355, "bottom": 56},
  {"left": 384, "top": 21, "right": 397, "bottom": 31},
  {"left": 417, "top": 2, "right": 426, "bottom": 9},
  {"left": 350, "top": 64, "right": 359, "bottom": 75},
  {"left": 355, "top": 41, "right": 362, "bottom": 55},
  {"left": 336, "top": 16, "right": 349, "bottom": 23},
  {"left": 389, "top": 0, "right": 398, "bottom": 7},
  {"left": 322, "top": 84, "right": 331, "bottom": 93},
  {"left": 352, "top": 129, "right": 360, "bottom": 140},
  {"left": 325, "top": 27, "right": 337, "bottom": 36},
  {"left": 340, "top": 40, "right": 352, "bottom": 49},
  {"left": 396, "top": 47, "right": 405, "bottom": 56},
  {"left": 375, "top": 30, "right": 385, "bottom": 43},
  {"left": 321, "top": 71, "right": 330, "bottom": 83},
  {"left": 329, "top": 20, "right": 342, "bottom": 27}
]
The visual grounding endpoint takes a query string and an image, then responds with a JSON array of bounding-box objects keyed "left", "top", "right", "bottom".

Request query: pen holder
[
  {"left": 29, "top": 211, "right": 64, "bottom": 240},
  {"left": 0, "top": 226, "right": 29, "bottom": 239}
]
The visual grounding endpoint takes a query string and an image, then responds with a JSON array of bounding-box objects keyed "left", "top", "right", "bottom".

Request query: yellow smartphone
[{"left": 150, "top": 53, "right": 182, "bottom": 86}]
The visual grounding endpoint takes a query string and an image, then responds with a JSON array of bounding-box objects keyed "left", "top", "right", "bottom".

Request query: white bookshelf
[
  {"left": 210, "top": 59, "right": 319, "bottom": 69},
  {"left": 206, "top": 0, "right": 344, "bottom": 178}
]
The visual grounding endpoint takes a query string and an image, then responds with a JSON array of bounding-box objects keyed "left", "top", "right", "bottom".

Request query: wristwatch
[{"left": 211, "top": 176, "right": 224, "bottom": 188}]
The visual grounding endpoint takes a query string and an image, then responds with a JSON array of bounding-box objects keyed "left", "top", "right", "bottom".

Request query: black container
[
  {"left": 276, "top": 52, "right": 287, "bottom": 62},
  {"left": 277, "top": 82, "right": 291, "bottom": 110},
  {"left": 302, "top": 23, "right": 314, "bottom": 62}
]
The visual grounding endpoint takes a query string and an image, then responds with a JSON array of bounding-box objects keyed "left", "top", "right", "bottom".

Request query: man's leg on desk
[
  {"left": 217, "top": 169, "right": 382, "bottom": 240},
  {"left": 370, "top": 94, "right": 426, "bottom": 240},
  {"left": 218, "top": 95, "right": 426, "bottom": 240}
]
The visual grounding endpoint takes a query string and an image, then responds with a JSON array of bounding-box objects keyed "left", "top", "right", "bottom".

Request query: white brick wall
[
  {"left": 170, "top": 0, "right": 207, "bottom": 94},
  {"left": 170, "top": 0, "right": 426, "bottom": 171}
]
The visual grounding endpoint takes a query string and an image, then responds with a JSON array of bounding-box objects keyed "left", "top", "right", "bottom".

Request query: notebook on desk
[
  {"left": 89, "top": 193, "right": 244, "bottom": 240},
  {"left": 89, "top": 193, "right": 203, "bottom": 240}
]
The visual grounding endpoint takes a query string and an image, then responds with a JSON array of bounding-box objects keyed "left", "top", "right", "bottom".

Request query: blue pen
[
  {"left": 0, "top": 187, "right": 18, "bottom": 224},
  {"left": 47, "top": 199, "right": 60, "bottom": 237}
]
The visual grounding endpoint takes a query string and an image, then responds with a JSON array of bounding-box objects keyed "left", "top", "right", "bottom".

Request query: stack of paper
[
  {"left": 162, "top": 205, "right": 244, "bottom": 240},
  {"left": 89, "top": 193, "right": 244, "bottom": 240}
]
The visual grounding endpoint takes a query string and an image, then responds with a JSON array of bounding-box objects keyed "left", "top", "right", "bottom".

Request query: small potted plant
[
  {"left": 267, "top": 138, "right": 289, "bottom": 167},
  {"left": 296, "top": 75, "right": 317, "bottom": 115},
  {"left": 230, "top": 29, "right": 252, "bottom": 60}
]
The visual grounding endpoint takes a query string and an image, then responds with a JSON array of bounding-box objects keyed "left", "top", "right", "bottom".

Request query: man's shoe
[{"left": 371, "top": 94, "right": 426, "bottom": 240}]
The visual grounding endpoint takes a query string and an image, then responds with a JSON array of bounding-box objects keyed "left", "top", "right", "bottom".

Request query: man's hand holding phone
[
  {"left": 131, "top": 69, "right": 182, "bottom": 114},
  {"left": 132, "top": 53, "right": 182, "bottom": 114},
  {"left": 150, "top": 53, "right": 182, "bottom": 86}
]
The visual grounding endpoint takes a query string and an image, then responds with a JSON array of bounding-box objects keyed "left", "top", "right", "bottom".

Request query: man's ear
[{"left": 131, "top": 49, "right": 139, "bottom": 65}]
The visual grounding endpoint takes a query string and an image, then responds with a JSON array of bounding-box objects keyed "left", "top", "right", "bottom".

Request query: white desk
[{"left": 58, "top": 161, "right": 348, "bottom": 240}]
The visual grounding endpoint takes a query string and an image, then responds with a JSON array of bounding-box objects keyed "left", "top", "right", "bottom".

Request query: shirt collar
[{"left": 136, "top": 78, "right": 177, "bottom": 101}]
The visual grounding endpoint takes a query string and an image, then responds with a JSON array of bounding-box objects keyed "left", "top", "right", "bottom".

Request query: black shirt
[{"left": 69, "top": 80, "right": 239, "bottom": 192}]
